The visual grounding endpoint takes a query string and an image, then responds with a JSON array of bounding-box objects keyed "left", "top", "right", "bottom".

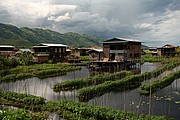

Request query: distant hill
[
  {"left": 141, "top": 44, "right": 149, "bottom": 50},
  {"left": 0, "top": 23, "right": 103, "bottom": 48}
]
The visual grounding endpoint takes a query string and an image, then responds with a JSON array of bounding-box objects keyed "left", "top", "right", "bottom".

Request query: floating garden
[
  {"left": 138, "top": 70, "right": 180, "bottom": 95},
  {"left": 0, "top": 91, "right": 173, "bottom": 120},
  {"left": 53, "top": 70, "right": 131, "bottom": 92},
  {"left": 0, "top": 63, "right": 81, "bottom": 83},
  {"left": 0, "top": 55, "right": 180, "bottom": 119},
  {"left": 52, "top": 62, "right": 180, "bottom": 102}
]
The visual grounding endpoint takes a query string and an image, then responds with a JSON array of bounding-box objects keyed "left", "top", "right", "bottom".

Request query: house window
[
  {"left": 59, "top": 48, "right": 62, "bottom": 53},
  {"left": 63, "top": 48, "right": 66, "bottom": 52},
  {"left": 55, "top": 48, "right": 58, "bottom": 53}
]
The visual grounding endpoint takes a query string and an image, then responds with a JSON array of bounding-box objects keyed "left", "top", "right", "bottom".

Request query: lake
[{"left": 0, "top": 62, "right": 179, "bottom": 120}]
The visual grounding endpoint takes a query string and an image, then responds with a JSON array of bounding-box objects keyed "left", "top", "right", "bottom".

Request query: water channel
[{"left": 0, "top": 62, "right": 180, "bottom": 120}]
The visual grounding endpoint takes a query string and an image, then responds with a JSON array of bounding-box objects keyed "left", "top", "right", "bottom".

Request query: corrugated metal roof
[
  {"left": 160, "top": 44, "right": 175, "bottom": 48},
  {"left": 19, "top": 49, "right": 33, "bottom": 53},
  {"left": 33, "top": 46, "right": 49, "bottom": 48},
  {"left": 66, "top": 49, "right": 71, "bottom": 52},
  {"left": 103, "top": 37, "right": 141, "bottom": 43},
  {"left": 0, "top": 45, "right": 14, "bottom": 48},
  {"left": 40, "top": 43, "right": 67, "bottom": 47},
  {"left": 87, "top": 49, "right": 103, "bottom": 53}
]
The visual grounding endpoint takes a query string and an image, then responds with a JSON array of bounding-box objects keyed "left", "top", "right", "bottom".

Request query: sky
[{"left": 0, "top": 0, "right": 180, "bottom": 47}]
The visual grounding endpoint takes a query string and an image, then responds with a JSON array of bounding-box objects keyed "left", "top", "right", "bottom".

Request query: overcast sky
[{"left": 0, "top": 0, "right": 180, "bottom": 47}]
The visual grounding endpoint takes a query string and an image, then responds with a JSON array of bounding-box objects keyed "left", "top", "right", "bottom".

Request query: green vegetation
[
  {"left": 43, "top": 100, "right": 171, "bottom": 120},
  {"left": 0, "top": 90, "right": 173, "bottom": 120},
  {"left": 175, "top": 46, "right": 180, "bottom": 56},
  {"left": 141, "top": 53, "right": 180, "bottom": 63},
  {"left": 0, "top": 63, "right": 81, "bottom": 82},
  {"left": 0, "top": 52, "right": 33, "bottom": 73},
  {"left": 79, "top": 56, "right": 90, "bottom": 61},
  {"left": 141, "top": 54, "right": 166, "bottom": 63},
  {"left": 53, "top": 71, "right": 131, "bottom": 92},
  {"left": 138, "top": 70, "right": 180, "bottom": 95},
  {"left": 0, "top": 57, "right": 19, "bottom": 71},
  {"left": 78, "top": 62, "right": 180, "bottom": 102},
  {"left": 0, "top": 89, "right": 46, "bottom": 106},
  {"left": 0, "top": 109, "right": 47, "bottom": 120},
  {"left": 0, "top": 23, "right": 102, "bottom": 48}
]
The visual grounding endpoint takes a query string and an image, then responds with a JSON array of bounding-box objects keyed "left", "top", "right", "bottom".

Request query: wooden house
[
  {"left": 103, "top": 38, "right": 141, "bottom": 61},
  {"left": 87, "top": 48, "right": 104, "bottom": 61},
  {"left": 157, "top": 44, "right": 176, "bottom": 57},
  {"left": 33, "top": 43, "right": 67, "bottom": 63},
  {"left": 69, "top": 48, "right": 91, "bottom": 57},
  {"left": 15, "top": 49, "right": 34, "bottom": 55},
  {"left": 0, "top": 45, "right": 17, "bottom": 58}
]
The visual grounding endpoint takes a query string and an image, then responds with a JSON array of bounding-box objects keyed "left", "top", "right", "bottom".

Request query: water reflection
[
  {"left": 0, "top": 66, "right": 89, "bottom": 101},
  {"left": 0, "top": 63, "right": 179, "bottom": 120},
  {"left": 88, "top": 64, "right": 180, "bottom": 120}
]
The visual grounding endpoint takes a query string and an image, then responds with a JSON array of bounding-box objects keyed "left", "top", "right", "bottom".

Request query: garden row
[
  {"left": 0, "top": 92, "right": 172, "bottom": 120},
  {"left": 138, "top": 70, "right": 180, "bottom": 95},
  {"left": 0, "top": 63, "right": 81, "bottom": 83},
  {"left": 0, "top": 109, "right": 47, "bottom": 120},
  {"left": 141, "top": 54, "right": 180, "bottom": 63},
  {"left": 53, "top": 70, "right": 132, "bottom": 92},
  {"left": 77, "top": 62, "right": 180, "bottom": 102},
  {"left": 43, "top": 100, "right": 172, "bottom": 120},
  {"left": 0, "top": 89, "right": 46, "bottom": 106}
]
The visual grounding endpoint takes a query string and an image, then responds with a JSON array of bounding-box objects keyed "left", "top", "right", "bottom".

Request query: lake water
[{"left": 0, "top": 62, "right": 179, "bottom": 120}]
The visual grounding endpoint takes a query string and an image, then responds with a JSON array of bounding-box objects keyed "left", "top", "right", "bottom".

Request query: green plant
[
  {"left": 53, "top": 71, "right": 131, "bottom": 92},
  {"left": 138, "top": 70, "right": 180, "bottom": 95},
  {"left": 0, "top": 89, "right": 46, "bottom": 105},
  {"left": 0, "top": 109, "right": 47, "bottom": 120},
  {"left": 77, "top": 62, "right": 180, "bottom": 102},
  {"left": 43, "top": 100, "right": 172, "bottom": 120}
]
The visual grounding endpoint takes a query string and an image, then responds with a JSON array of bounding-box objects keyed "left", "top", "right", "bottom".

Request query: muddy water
[{"left": 0, "top": 62, "right": 179, "bottom": 119}]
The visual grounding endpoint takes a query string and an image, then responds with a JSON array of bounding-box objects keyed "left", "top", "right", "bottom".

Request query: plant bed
[
  {"left": 53, "top": 71, "right": 132, "bottom": 92},
  {"left": 0, "top": 63, "right": 81, "bottom": 82},
  {"left": 77, "top": 62, "right": 180, "bottom": 102},
  {"left": 0, "top": 89, "right": 46, "bottom": 106},
  {"left": 138, "top": 70, "right": 180, "bottom": 95},
  {"left": 0, "top": 108, "right": 48, "bottom": 120},
  {"left": 44, "top": 100, "right": 172, "bottom": 120},
  {"left": 0, "top": 90, "right": 173, "bottom": 120}
]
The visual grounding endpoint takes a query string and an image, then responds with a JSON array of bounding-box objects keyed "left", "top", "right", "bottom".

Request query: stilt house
[{"left": 103, "top": 38, "right": 141, "bottom": 61}]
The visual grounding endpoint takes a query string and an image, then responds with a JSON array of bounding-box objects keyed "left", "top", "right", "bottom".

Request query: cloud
[
  {"left": 48, "top": 12, "right": 71, "bottom": 22},
  {"left": 134, "top": 7, "right": 180, "bottom": 46},
  {"left": 0, "top": 0, "right": 180, "bottom": 46},
  {"left": 0, "top": 0, "right": 77, "bottom": 27}
]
